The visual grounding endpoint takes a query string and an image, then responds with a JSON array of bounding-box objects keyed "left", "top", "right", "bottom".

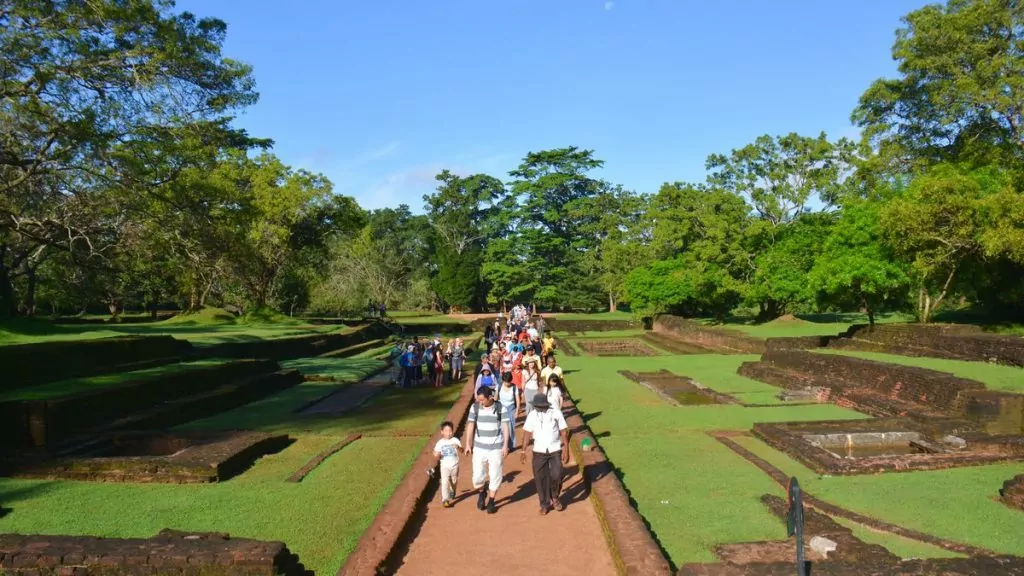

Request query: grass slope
[{"left": 0, "top": 359, "right": 229, "bottom": 401}]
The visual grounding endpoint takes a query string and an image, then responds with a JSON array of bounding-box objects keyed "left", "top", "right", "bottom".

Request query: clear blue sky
[{"left": 175, "top": 0, "right": 925, "bottom": 211}]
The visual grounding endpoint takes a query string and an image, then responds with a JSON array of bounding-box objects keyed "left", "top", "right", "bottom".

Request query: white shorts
[{"left": 471, "top": 449, "right": 504, "bottom": 492}]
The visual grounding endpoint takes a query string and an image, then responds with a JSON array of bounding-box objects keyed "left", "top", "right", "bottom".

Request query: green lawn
[
  {"left": 817, "top": 349, "right": 1024, "bottom": 394},
  {"left": 559, "top": 353, "right": 1022, "bottom": 568},
  {"left": 701, "top": 312, "right": 914, "bottom": 339},
  {"left": 0, "top": 356, "right": 459, "bottom": 575},
  {"left": 0, "top": 359, "right": 230, "bottom": 401},
  {"left": 0, "top": 307, "right": 346, "bottom": 346},
  {"left": 549, "top": 311, "right": 636, "bottom": 321}
]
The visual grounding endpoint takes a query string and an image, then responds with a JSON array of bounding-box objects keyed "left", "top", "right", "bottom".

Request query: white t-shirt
[
  {"left": 527, "top": 327, "right": 539, "bottom": 340},
  {"left": 434, "top": 437, "right": 461, "bottom": 465},
  {"left": 524, "top": 408, "right": 568, "bottom": 454},
  {"left": 546, "top": 385, "right": 563, "bottom": 408}
]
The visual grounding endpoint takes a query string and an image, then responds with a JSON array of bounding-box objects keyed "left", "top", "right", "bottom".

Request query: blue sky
[{"left": 175, "top": 0, "right": 925, "bottom": 211}]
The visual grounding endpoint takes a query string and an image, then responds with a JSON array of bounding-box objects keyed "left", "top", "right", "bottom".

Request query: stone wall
[
  {"left": 752, "top": 349, "right": 986, "bottom": 415},
  {"left": 653, "top": 315, "right": 765, "bottom": 354},
  {"left": 2, "top": 336, "right": 193, "bottom": 391},
  {"left": 1001, "top": 474, "right": 1024, "bottom": 511},
  {"left": 0, "top": 529, "right": 311, "bottom": 575},
  {"left": 830, "top": 324, "right": 1024, "bottom": 367},
  {"left": 0, "top": 359, "right": 280, "bottom": 448},
  {"left": 544, "top": 318, "right": 639, "bottom": 333}
]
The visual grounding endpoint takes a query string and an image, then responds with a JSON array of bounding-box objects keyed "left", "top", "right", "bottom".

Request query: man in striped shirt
[{"left": 463, "top": 386, "right": 511, "bottom": 514}]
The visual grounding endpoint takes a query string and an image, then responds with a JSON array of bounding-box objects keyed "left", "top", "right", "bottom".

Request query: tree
[
  {"left": 624, "top": 258, "right": 743, "bottom": 320},
  {"left": 706, "top": 133, "right": 855, "bottom": 230},
  {"left": 853, "top": 0, "right": 1024, "bottom": 172},
  {"left": 809, "top": 201, "right": 909, "bottom": 325},
  {"left": 424, "top": 170, "right": 506, "bottom": 311},
  {"left": 502, "top": 147, "right": 606, "bottom": 309},
  {"left": 747, "top": 212, "right": 834, "bottom": 319},
  {"left": 880, "top": 164, "right": 1005, "bottom": 322},
  {"left": 0, "top": 0, "right": 259, "bottom": 316}
]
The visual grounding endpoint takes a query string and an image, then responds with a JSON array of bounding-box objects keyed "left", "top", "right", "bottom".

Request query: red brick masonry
[{"left": 0, "top": 529, "right": 310, "bottom": 575}]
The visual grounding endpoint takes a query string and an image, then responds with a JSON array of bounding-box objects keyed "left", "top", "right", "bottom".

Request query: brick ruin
[
  {"left": 575, "top": 338, "right": 660, "bottom": 356},
  {"left": 1001, "top": 474, "right": 1024, "bottom": 512},
  {"left": 0, "top": 529, "right": 311, "bottom": 575},
  {"left": 679, "top": 494, "right": 1024, "bottom": 575},
  {"left": 0, "top": 431, "right": 292, "bottom": 483},
  {"left": 619, "top": 370, "right": 736, "bottom": 405},
  {"left": 652, "top": 315, "right": 766, "bottom": 354}
]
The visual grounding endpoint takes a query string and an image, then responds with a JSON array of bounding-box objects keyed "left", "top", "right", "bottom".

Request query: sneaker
[
  {"left": 486, "top": 498, "right": 497, "bottom": 514},
  {"left": 477, "top": 491, "right": 487, "bottom": 511}
]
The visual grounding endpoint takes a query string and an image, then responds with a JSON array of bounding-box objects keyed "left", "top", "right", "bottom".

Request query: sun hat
[{"left": 532, "top": 393, "right": 550, "bottom": 410}]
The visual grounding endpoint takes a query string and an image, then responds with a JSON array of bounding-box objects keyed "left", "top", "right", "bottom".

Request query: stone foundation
[
  {"left": 0, "top": 431, "right": 292, "bottom": 483},
  {"left": 653, "top": 315, "right": 765, "bottom": 354},
  {"left": 576, "top": 339, "right": 659, "bottom": 356},
  {"left": 1001, "top": 474, "right": 1024, "bottom": 511},
  {"left": 620, "top": 370, "right": 736, "bottom": 405},
  {"left": 752, "top": 419, "right": 1023, "bottom": 475},
  {"left": 0, "top": 529, "right": 311, "bottom": 575}
]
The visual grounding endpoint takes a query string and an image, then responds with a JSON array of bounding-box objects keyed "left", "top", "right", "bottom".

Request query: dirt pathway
[{"left": 389, "top": 417, "right": 618, "bottom": 576}]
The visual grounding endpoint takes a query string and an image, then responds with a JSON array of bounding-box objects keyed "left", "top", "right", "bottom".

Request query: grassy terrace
[
  {"left": 0, "top": 307, "right": 347, "bottom": 347},
  {"left": 560, "top": 350, "right": 1024, "bottom": 568},
  {"left": 0, "top": 355, "right": 466, "bottom": 574},
  {"left": 816, "top": 349, "right": 1024, "bottom": 394},
  {"left": 0, "top": 359, "right": 231, "bottom": 401}
]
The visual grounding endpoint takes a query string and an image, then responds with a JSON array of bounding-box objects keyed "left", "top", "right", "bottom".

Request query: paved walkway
[
  {"left": 390, "top": 410, "right": 618, "bottom": 576},
  {"left": 300, "top": 373, "right": 393, "bottom": 415}
]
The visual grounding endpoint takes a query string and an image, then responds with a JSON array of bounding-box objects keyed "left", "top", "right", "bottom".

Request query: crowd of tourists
[
  {"left": 390, "top": 335, "right": 468, "bottom": 388},
  {"left": 429, "top": 305, "right": 570, "bottom": 516}
]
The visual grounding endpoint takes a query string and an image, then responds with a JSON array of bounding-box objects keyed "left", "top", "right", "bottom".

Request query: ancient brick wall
[
  {"left": 836, "top": 324, "right": 1024, "bottom": 367},
  {"left": 1001, "top": 474, "right": 1024, "bottom": 511},
  {"left": 0, "top": 529, "right": 311, "bottom": 575},
  {"left": 199, "top": 323, "right": 392, "bottom": 360},
  {"left": 653, "top": 315, "right": 765, "bottom": 354},
  {"left": 3, "top": 336, "right": 193, "bottom": 391},
  {"left": 0, "top": 359, "right": 280, "bottom": 448},
  {"left": 760, "top": 349, "right": 985, "bottom": 413}
]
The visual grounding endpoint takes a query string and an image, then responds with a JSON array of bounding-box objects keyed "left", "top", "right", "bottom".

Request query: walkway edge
[
  {"left": 336, "top": 376, "right": 476, "bottom": 576},
  {"left": 564, "top": 389, "right": 673, "bottom": 576}
]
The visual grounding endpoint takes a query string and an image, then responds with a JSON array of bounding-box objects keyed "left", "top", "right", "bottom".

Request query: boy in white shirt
[
  {"left": 431, "top": 421, "right": 461, "bottom": 508},
  {"left": 520, "top": 393, "right": 569, "bottom": 514}
]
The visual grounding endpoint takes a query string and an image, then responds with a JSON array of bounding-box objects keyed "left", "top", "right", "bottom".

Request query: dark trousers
[
  {"left": 403, "top": 366, "right": 414, "bottom": 388},
  {"left": 532, "top": 450, "right": 563, "bottom": 507}
]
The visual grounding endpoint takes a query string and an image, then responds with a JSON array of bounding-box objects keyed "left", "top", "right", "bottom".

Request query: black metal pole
[{"left": 787, "top": 477, "right": 807, "bottom": 576}]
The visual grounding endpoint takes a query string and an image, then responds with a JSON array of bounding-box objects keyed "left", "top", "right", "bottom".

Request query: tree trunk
[
  {"left": 23, "top": 267, "right": 37, "bottom": 316},
  {"left": 108, "top": 302, "right": 120, "bottom": 320},
  {"left": 609, "top": 292, "right": 617, "bottom": 313},
  {"left": 0, "top": 256, "right": 15, "bottom": 319}
]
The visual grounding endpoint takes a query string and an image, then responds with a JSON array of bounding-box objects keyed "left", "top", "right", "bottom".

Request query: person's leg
[
  {"left": 549, "top": 451, "right": 565, "bottom": 510},
  {"left": 486, "top": 449, "right": 503, "bottom": 507},
  {"left": 439, "top": 462, "right": 453, "bottom": 503},
  {"left": 471, "top": 450, "right": 488, "bottom": 510},
  {"left": 532, "top": 450, "right": 550, "bottom": 510}
]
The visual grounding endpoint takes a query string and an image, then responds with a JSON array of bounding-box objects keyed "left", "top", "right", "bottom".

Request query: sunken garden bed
[
  {"left": 752, "top": 418, "right": 1024, "bottom": 475},
  {"left": 0, "top": 431, "right": 292, "bottom": 483},
  {"left": 0, "top": 529, "right": 311, "bottom": 575},
  {"left": 620, "top": 370, "right": 736, "bottom": 405},
  {"left": 575, "top": 338, "right": 659, "bottom": 356}
]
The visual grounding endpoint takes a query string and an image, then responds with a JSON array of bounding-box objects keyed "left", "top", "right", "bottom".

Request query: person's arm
[
  {"left": 558, "top": 414, "right": 570, "bottom": 463},
  {"left": 501, "top": 415, "right": 510, "bottom": 458},
  {"left": 464, "top": 409, "right": 476, "bottom": 454},
  {"left": 520, "top": 429, "right": 532, "bottom": 463}
]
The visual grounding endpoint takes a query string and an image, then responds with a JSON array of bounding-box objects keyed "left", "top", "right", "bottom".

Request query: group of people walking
[
  {"left": 431, "top": 308, "right": 570, "bottom": 516},
  {"left": 392, "top": 336, "right": 467, "bottom": 388}
]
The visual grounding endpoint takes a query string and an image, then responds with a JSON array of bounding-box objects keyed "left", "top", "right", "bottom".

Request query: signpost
[{"left": 786, "top": 477, "right": 807, "bottom": 576}]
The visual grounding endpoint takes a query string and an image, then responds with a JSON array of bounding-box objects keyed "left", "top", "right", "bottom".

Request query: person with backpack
[
  {"left": 450, "top": 338, "right": 466, "bottom": 382},
  {"left": 475, "top": 367, "right": 496, "bottom": 390},
  {"left": 464, "top": 386, "right": 511, "bottom": 514},
  {"left": 520, "top": 392, "right": 569, "bottom": 514},
  {"left": 425, "top": 343, "right": 438, "bottom": 386},
  {"left": 400, "top": 345, "right": 416, "bottom": 388},
  {"left": 498, "top": 372, "right": 520, "bottom": 451}
]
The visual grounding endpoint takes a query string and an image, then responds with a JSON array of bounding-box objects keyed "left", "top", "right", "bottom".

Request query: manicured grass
[
  {"left": 559, "top": 352, "right": 1020, "bottom": 567},
  {"left": 0, "top": 359, "right": 230, "bottom": 401},
  {"left": 549, "top": 311, "right": 635, "bottom": 321},
  {"left": 280, "top": 358, "right": 387, "bottom": 381},
  {"left": 833, "top": 517, "right": 964, "bottom": 559},
  {"left": 700, "top": 312, "right": 914, "bottom": 339},
  {"left": 0, "top": 435, "right": 425, "bottom": 575},
  {"left": 0, "top": 307, "right": 346, "bottom": 346},
  {"left": 394, "top": 315, "right": 469, "bottom": 325},
  {"left": 732, "top": 435, "right": 1024, "bottom": 556},
  {"left": 817, "top": 349, "right": 1024, "bottom": 394}
]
